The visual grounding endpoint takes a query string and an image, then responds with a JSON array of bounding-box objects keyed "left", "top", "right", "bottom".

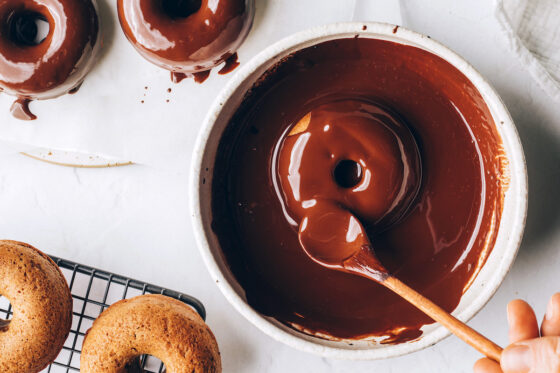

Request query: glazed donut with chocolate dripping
[
  {"left": 117, "top": 0, "right": 254, "bottom": 83},
  {"left": 0, "top": 0, "right": 100, "bottom": 120},
  {"left": 277, "top": 99, "right": 422, "bottom": 232}
]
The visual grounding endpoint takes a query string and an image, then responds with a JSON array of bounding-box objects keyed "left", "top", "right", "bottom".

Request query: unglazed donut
[
  {"left": 117, "top": 0, "right": 254, "bottom": 83},
  {"left": 277, "top": 99, "right": 422, "bottom": 231},
  {"left": 0, "top": 0, "right": 100, "bottom": 120},
  {"left": 81, "top": 294, "right": 221, "bottom": 373},
  {"left": 0, "top": 240, "right": 72, "bottom": 373}
]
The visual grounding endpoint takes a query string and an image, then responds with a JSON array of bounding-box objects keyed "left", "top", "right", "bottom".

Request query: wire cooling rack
[{"left": 0, "top": 256, "right": 206, "bottom": 373}]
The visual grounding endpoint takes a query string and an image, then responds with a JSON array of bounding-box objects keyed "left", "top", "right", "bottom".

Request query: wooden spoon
[{"left": 298, "top": 202, "right": 503, "bottom": 362}]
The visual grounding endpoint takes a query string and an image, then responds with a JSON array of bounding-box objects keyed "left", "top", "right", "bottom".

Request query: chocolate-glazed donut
[
  {"left": 277, "top": 99, "right": 421, "bottom": 231},
  {"left": 0, "top": 0, "right": 100, "bottom": 120},
  {"left": 117, "top": 0, "right": 254, "bottom": 83}
]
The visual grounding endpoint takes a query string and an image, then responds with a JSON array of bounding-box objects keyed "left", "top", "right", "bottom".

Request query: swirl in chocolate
[
  {"left": 0, "top": 0, "right": 100, "bottom": 120},
  {"left": 277, "top": 99, "right": 421, "bottom": 233},
  {"left": 211, "top": 38, "right": 507, "bottom": 342},
  {"left": 117, "top": 0, "right": 254, "bottom": 82}
]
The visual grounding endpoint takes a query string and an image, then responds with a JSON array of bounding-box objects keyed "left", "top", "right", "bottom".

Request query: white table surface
[{"left": 1, "top": 0, "right": 560, "bottom": 372}]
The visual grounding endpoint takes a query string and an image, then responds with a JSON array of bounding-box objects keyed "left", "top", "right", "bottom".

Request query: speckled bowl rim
[{"left": 190, "top": 22, "right": 528, "bottom": 360}]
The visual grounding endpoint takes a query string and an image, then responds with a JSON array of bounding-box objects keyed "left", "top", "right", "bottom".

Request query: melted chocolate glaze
[
  {"left": 193, "top": 70, "right": 210, "bottom": 84},
  {"left": 118, "top": 0, "right": 254, "bottom": 78},
  {"left": 218, "top": 52, "right": 240, "bottom": 75},
  {"left": 278, "top": 99, "right": 421, "bottom": 230},
  {"left": 211, "top": 38, "right": 507, "bottom": 342},
  {"left": 10, "top": 97, "right": 35, "bottom": 120},
  {"left": 0, "top": 0, "right": 100, "bottom": 119}
]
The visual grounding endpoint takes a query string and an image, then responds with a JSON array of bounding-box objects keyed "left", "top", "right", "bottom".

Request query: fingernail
[
  {"left": 507, "top": 302, "right": 515, "bottom": 326},
  {"left": 545, "top": 296, "right": 557, "bottom": 320},
  {"left": 501, "top": 345, "right": 531, "bottom": 373}
]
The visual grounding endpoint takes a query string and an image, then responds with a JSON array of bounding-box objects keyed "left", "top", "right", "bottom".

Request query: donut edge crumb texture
[
  {"left": 0, "top": 0, "right": 101, "bottom": 120},
  {"left": 117, "top": 0, "right": 255, "bottom": 83},
  {"left": 81, "top": 294, "right": 222, "bottom": 373},
  {"left": 0, "top": 240, "right": 73, "bottom": 373}
]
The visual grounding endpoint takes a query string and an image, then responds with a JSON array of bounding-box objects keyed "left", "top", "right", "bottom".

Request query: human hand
[{"left": 474, "top": 293, "right": 560, "bottom": 373}]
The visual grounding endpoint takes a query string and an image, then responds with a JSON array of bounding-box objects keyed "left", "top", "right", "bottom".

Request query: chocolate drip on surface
[
  {"left": 171, "top": 72, "right": 188, "bottom": 84},
  {"left": 171, "top": 70, "right": 210, "bottom": 84},
  {"left": 68, "top": 82, "right": 83, "bottom": 95},
  {"left": 218, "top": 53, "right": 240, "bottom": 75},
  {"left": 10, "top": 98, "right": 37, "bottom": 121},
  {"left": 193, "top": 70, "right": 210, "bottom": 84}
]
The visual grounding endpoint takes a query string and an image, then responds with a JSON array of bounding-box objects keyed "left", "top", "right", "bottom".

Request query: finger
[
  {"left": 541, "top": 293, "right": 560, "bottom": 337},
  {"left": 501, "top": 336, "right": 560, "bottom": 373},
  {"left": 507, "top": 299, "right": 539, "bottom": 343},
  {"left": 474, "top": 357, "right": 503, "bottom": 373}
]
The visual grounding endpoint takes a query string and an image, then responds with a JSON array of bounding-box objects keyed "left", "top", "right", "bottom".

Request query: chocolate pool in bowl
[{"left": 191, "top": 23, "right": 527, "bottom": 359}]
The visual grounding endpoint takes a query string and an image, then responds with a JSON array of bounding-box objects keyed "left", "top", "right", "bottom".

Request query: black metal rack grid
[{"left": 0, "top": 256, "right": 206, "bottom": 373}]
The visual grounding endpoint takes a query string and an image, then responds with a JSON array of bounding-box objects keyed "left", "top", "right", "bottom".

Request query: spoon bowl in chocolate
[{"left": 298, "top": 201, "right": 503, "bottom": 362}]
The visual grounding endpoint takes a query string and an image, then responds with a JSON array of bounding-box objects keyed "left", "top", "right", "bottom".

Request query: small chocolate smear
[
  {"left": 193, "top": 70, "right": 210, "bottom": 84},
  {"left": 171, "top": 70, "right": 210, "bottom": 84},
  {"left": 362, "top": 25, "right": 367, "bottom": 31},
  {"left": 393, "top": 25, "right": 399, "bottom": 34},
  {"left": 167, "top": 88, "right": 172, "bottom": 93},
  {"left": 0, "top": 318, "right": 10, "bottom": 331},
  {"left": 68, "top": 82, "right": 83, "bottom": 95},
  {"left": 218, "top": 53, "right": 240, "bottom": 75},
  {"left": 171, "top": 72, "right": 188, "bottom": 83},
  {"left": 10, "top": 98, "right": 37, "bottom": 121}
]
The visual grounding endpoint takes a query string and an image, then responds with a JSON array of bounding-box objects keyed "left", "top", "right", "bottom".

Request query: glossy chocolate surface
[
  {"left": 0, "top": 0, "right": 99, "bottom": 98},
  {"left": 118, "top": 0, "right": 254, "bottom": 76},
  {"left": 278, "top": 99, "right": 421, "bottom": 231},
  {"left": 212, "top": 38, "right": 507, "bottom": 342}
]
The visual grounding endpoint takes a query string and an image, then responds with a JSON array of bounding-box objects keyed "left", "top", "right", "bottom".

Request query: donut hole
[
  {"left": 161, "top": 0, "right": 201, "bottom": 18},
  {"left": 7, "top": 11, "right": 50, "bottom": 46},
  {"left": 126, "top": 355, "right": 166, "bottom": 372},
  {"left": 0, "top": 295, "right": 11, "bottom": 331},
  {"left": 333, "top": 160, "right": 363, "bottom": 188}
]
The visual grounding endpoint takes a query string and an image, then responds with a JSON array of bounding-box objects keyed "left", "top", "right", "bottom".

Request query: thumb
[{"left": 501, "top": 336, "right": 560, "bottom": 373}]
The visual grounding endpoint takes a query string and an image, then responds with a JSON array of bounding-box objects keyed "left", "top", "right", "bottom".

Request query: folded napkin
[{"left": 495, "top": 0, "right": 560, "bottom": 101}]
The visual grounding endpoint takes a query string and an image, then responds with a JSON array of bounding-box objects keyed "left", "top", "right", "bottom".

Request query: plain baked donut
[
  {"left": 0, "top": 0, "right": 100, "bottom": 119},
  {"left": 81, "top": 294, "right": 221, "bottom": 373},
  {"left": 0, "top": 240, "right": 73, "bottom": 373},
  {"left": 117, "top": 0, "right": 254, "bottom": 80},
  {"left": 277, "top": 99, "right": 422, "bottom": 230}
]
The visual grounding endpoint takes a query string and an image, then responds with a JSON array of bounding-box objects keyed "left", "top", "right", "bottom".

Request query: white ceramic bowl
[{"left": 190, "top": 22, "right": 528, "bottom": 359}]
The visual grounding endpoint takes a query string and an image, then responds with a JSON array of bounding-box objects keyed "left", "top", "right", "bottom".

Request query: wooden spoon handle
[{"left": 383, "top": 276, "right": 503, "bottom": 362}]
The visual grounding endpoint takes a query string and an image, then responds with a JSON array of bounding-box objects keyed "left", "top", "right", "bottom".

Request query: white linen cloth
[
  {"left": 495, "top": 0, "right": 560, "bottom": 102},
  {"left": 0, "top": 1, "right": 401, "bottom": 167}
]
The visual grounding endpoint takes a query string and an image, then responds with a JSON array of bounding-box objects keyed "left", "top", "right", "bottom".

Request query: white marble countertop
[{"left": 1, "top": 1, "right": 559, "bottom": 372}]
